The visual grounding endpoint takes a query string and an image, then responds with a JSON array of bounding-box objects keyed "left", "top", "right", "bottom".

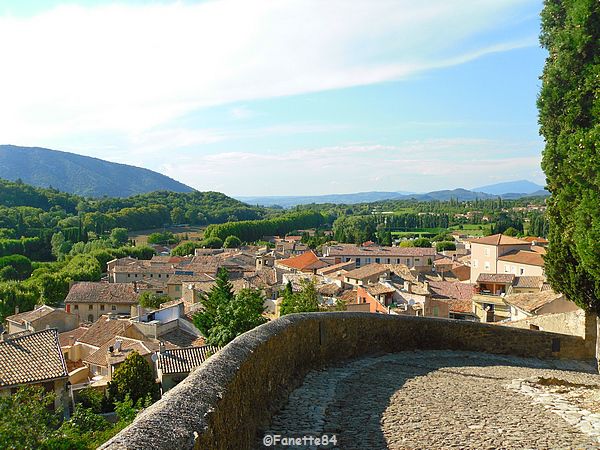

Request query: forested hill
[
  {"left": 0, "top": 178, "right": 266, "bottom": 234},
  {"left": 0, "top": 145, "right": 194, "bottom": 197}
]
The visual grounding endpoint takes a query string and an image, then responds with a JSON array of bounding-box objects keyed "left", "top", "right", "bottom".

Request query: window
[
  {"left": 176, "top": 286, "right": 181, "bottom": 292},
  {"left": 88, "top": 314, "right": 94, "bottom": 322},
  {"left": 484, "top": 262, "right": 490, "bottom": 271},
  {"left": 366, "top": 258, "right": 371, "bottom": 264},
  {"left": 127, "top": 274, "right": 131, "bottom": 278},
  {"left": 135, "top": 274, "right": 138, "bottom": 278},
  {"left": 520, "top": 268, "right": 525, "bottom": 275},
  {"left": 396, "top": 259, "right": 400, "bottom": 264},
  {"left": 100, "top": 305, "right": 105, "bottom": 311},
  {"left": 166, "top": 274, "right": 169, "bottom": 278},
  {"left": 375, "top": 258, "right": 380, "bottom": 264},
  {"left": 504, "top": 265, "right": 510, "bottom": 273},
  {"left": 415, "top": 258, "right": 420, "bottom": 262},
  {"left": 406, "top": 259, "right": 410, "bottom": 265},
  {"left": 356, "top": 258, "right": 361, "bottom": 265},
  {"left": 484, "top": 248, "right": 490, "bottom": 256},
  {"left": 150, "top": 274, "right": 153, "bottom": 278},
  {"left": 472, "top": 259, "right": 478, "bottom": 268},
  {"left": 111, "top": 305, "right": 116, "bottom": 311},
  {"left": 74, "top": 305, "right": 79, "bottom": 311},
  {"left": 88, "top": 305, "right": 93, "bottom": 310},
  {"left": 158, "top": 274, "right": 161, "bottom": 278},
  {"left": 387, "top": 258, "right": 390, "bottom": 264},
  {"left": 427, "top": 258, "right": 432, "bottom": 265},
  {"left": 433, "top": 306, "right": 439, "bottom": 317}
]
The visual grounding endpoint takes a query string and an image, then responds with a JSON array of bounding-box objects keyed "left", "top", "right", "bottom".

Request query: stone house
[
  {"left": 5, "top": 305, "right": 79, "bottom": 335},
  {"left": 0, "top": 329, "right": 69, "bottom": 413},
  {"left": 343, "top": 264, "right": 390, "bottom": 287},
  {"left": 323, "top": 244, "right": 436, "bottom": 270},
  {"left": 65, "top": 282, "right": 140, "bottom": 323}
]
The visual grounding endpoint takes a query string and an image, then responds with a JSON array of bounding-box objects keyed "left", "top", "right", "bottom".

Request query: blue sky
[{"left": 0, "top": 0, "right": 546, "bottom": 196}]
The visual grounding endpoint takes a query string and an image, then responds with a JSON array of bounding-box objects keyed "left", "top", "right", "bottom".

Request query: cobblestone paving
[{"left": 263, "top": 351, "right": 600, "bottom": 449}]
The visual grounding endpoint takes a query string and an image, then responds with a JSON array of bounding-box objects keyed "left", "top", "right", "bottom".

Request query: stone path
[{"left": 262, "top": 351, "right": 600, "bottom": 449}]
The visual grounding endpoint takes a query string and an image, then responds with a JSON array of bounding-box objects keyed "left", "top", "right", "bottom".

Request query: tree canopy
[
  {"left": 539, "top": 0, "right": 600, "bottom": 311},
  {"left": 193, "top": 268, "right": 266, "bottom": 346}
]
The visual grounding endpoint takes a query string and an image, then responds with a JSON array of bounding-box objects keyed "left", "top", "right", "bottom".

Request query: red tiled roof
[
  {"left": 0, "top": 329, "right": 68, "bottom": 387},
  {"left": 470, "top": 234, "right": 529, "bottom": 246},
  {"left": 157, "top": 345, "right": 219, "bottom": 375},
  {"left": 277, "top": 251, "right": 326, "bottom": 271},
  {"left": 344, "top": 263, "right": 389, "bottom": 280},
  {"left": 77, "top": 316, "right": 131, "bottom": 348},
  {"left": 59, "top": 326, "right": 89, "bottom": 347},
  {"left": 477, "top": 273, "right": 516, "bottom": 284},
  {"left": 326, "top": 244, "right": 436, "bottom": 257},
  {"left": 521, "top": 236, "right": 549, "bottom": 244},
  {"left": 428, "top": 281, "right": 474, "bottom": 301},
  {"left": 6, "top": 305, "right": 60, "bottom": 325},
  {"left": 65, "top": 282, "right": 140, "bottom": 305},
  {"left": 498, "top": 250, "right": 544, "bottom": 267}
]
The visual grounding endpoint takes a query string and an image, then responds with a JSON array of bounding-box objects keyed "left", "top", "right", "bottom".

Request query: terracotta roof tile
[
  {"left": 326, "top": 244, "right": 435, "bottom": 258},
  {"left": 59, "top": 326, "right": 89, "bottom": 347},
  {"left": 157, "top": 345, "right": 219, "bottom": 375},
  {"left": 428, "top": 281, "right": 475, "bottom": 301},
  {"left": 77, "top": 316, "right": 132, "bottom": 348},
  {"left": 365, "top": 283, "right": 396, "bottom": 296},
  {"left": 6, "top": 305, "right": 59, "bottom": 325},
  {"left": 0, "top": 329, "right": 68, "bottom": 387},
  {"left": 513, "top": 276, "right": 545, "bottom": 289},
  {"left": 344, "top": 263, "right": 389, "bottom": 280},
  {"left": 470, "top": 234, "right": 529, "bottom": 246},
  {"left": 277, "top": 251, "right": 325, "bottom": 271},
  {"left": 65, "top": 282, "right": 140, "bottom": 305},
  {"left": 477, "top": 273, "right": 516, "bottom": 284},
  {"left": 499, "top": 250, "right": 545, "bottom": 267},
  {"left": 504, "top": 291, "right": 566, "bottom": 313}
]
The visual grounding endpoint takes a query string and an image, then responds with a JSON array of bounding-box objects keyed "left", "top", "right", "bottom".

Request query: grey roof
[
  {"left": 157, "top": 345, "right": 219, "bottom": 375},
  {"left": 0, "top": 329, "right": 68, "bottom": 387}
]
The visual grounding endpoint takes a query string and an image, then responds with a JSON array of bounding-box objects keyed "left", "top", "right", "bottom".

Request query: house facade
[
  {"left": 65, "top": 282, "right": 140, "bottom": 323},
  {"left": 469, "top": 234, "right": 539, "bottom": 283}
]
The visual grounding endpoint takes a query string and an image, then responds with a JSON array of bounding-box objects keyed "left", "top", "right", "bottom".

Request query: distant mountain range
[
  {"left": 0, "top": 145, "right": 194, "bottom": 197},
  {"left": 236, "top": 181, "right": 549, "bottom": 207},
  {"left": 472, "top": 180, "right": 545, "bottom": 195},
  {"left": 238, "top": 191, "right": 415, "bottom": 207}
]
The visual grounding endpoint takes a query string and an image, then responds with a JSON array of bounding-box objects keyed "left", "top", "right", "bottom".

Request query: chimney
[
  {"left": 403, "top": 281, "right": 412, "bottom": 293},
  {"left": 68, "top": 335, "right": 76, "bottom": 347},
  {"left": 133, "top": 281, "right": 138, "bottom": 292},
  {"left": 159, "top": 342, "right": 166, "bottom": 354},
  {"left": 14, "top": 305, "right": 19, "bottom": 315},
  {"left": 424, "top": 281, "right": 430, "bottom": 292}
]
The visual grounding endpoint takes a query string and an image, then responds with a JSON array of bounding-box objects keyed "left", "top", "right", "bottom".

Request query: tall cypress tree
[{"left": 538, "top": 0, "right": 600, "bottom": 310}]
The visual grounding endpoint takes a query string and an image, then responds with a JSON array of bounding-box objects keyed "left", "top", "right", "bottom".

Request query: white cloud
[
  {"left": 160, "top": 139, "right": 544, "bottom": 195},
  {"left": 0, "top": 0, "right": 537, "bottom": 143}
]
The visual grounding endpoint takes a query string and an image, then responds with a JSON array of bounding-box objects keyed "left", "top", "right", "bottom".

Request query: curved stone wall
[{"left": 100, "top": 312, "right": 594, "bottom": 450}]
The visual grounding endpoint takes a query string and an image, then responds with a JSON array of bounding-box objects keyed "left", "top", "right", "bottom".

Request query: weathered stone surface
[
  {"left": 266, "top": 351, "right": 600, "bottom": 449},
  {"left": 100, "top": 313, "right": 596, "bottom": 450}
]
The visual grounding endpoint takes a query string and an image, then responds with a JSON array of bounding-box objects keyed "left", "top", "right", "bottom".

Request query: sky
[{"left": 0, "top": 0, "right": 547, "bottom": 196}]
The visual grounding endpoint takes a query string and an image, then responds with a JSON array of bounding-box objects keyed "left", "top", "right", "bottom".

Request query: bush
[
  {"left": 138, "top": 292, "right": 170, "bottom": 310},
  {"left": 0, "top": 255, "right": 32, "bottom": 280},
  {"left": 223, "top": 235, "right": 242, "bottom": 248},
  {"left": 413, "top": 238, "right": 432, "bottom": 248},
  {"left": 436, "top": 241, "right": 456, "bottom": 252},
  {"left": 75, "top": 388, "right": 104, "bottom": 413}
]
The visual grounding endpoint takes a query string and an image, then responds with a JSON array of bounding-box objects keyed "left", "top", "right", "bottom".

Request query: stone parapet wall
[{"left": 100, "top": 313, "right": 595, "bottom": 450}]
